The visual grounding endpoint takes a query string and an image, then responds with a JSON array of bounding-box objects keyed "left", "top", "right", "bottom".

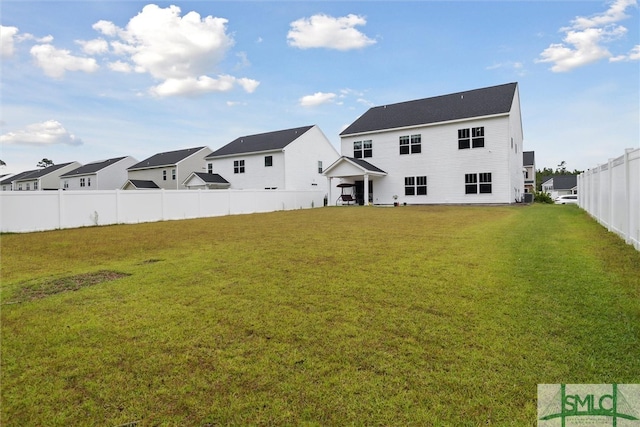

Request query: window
[
  {"left": 405, "top": 176, "right": 427, "bottom": 196},
  {"left": 234, "top": 160, "right": 245, "bottom": 174},
  {"left": 479, "top": 172, "right": 492, "bottom": 193},
  {"left": 18, "top": 184, "right": 22, "bottom": 190},
  {"left": 317, "top": 161, "right": 323, "bottom": 174},
  {"left": 472, "top": 127, "right": 484, "bottom": 148},
  {"left": 399, "top": 134, "right": 421, "bottom": 155},
  {"left": 172, "top": 169, "right": 176, "bottom": 180},
  {"left": 80, "top": 178, "right": 86, "bottom": 187},
  {"left": 64, "top": 180, "right": 69, "bottom": 189},
  {"left": 459, "top": 127, "right": 485, "bottom": 149},
  {"left": 458, "top": 129, "right": 470, "bottom": 149},
  {"left": 265, "top": 156, "right": 273, "bottom": 167},
  {"left": 207, "top": 163, "right": 213, "bottom": 174},
  {"left": 354, "top": 140, "right": 372, "bottom": 158},
  {"left": 26, "top": 183, "right": 30, "bottom": 190},
  {"left": 465, "top": 173, "right": 492, "bottom": 194},
  {"left": 34, "top": 182, "right": 38, "bottom": 190},
  {"left": 87, "top": 177, "right": 91, "bottom": 187},
  {"left": 163, "top": 170, "right": 167, "bottom": 181}
]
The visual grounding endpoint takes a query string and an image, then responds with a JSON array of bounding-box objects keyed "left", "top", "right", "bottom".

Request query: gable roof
[
  {"left": 207, "top": 125, "right": 315, "bottom": 158},
  {"left": 61, "top": 157, "right": 128, "bottom": 177},
  {"left": 523, "top": 151, "right": 535, "bottom": 167},
  {"left": 542, "top": 175, "right": 577, "bottom": 190},
  {"left": 129, "top": 147, "right": 207, "bottom": 170},
  {"left": 123, "top": 179, "right": 160, "bottom": 189},
  {"left": 341, "top": 82, "right": 518, "bottom": 136},
  {"left": 0, "top": 169, "right": 39, "bottom": 185},
  {"left": 323, "top": 156, "right": 387, "bottom": 177},
  {"left": 14, "top": 162, "right": 78, "bottom": 181}
]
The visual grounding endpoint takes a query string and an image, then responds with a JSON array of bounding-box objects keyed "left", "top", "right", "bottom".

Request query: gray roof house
[
  {"left": 204, "top": 125, "right": 339, "bottom": 192},
  {"left": 1, "top": 170, "right": 39, "bottom": 191},
  {"left": 523, "top": 151, "right": 536, "bottom": 195},
  {"left": 60, "top": 156, "right": 138, "bottom": 190},
  {"left": 182, "top": 172, "right": 230, "bottom": 190},
  {"left": 124, "top": 146, "right": 213, "bottom": 190},
  {"left": 326, "top": 82, "right": 525, "bottom": 205},
  {"left": 8, "top": 162, "right": 81, "bottom": 191},
  {"left": 541, "top": 175, "right": 577, "bottom": 196}
]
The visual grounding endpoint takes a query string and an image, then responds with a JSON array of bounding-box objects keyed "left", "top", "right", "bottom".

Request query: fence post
[
  {"left": 624, "top": 148, "right": 631, "bottom": 245},
  {"left": 607, "top": 158, "right": 613, "bottom": 232},
  {"left": 58, "top": 189, "right": 64, "bottom": 230}
]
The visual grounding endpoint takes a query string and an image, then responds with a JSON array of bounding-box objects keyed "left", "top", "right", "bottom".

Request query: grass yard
[{"left": 1, "top": 204, "right": 639, "bottom": 426}]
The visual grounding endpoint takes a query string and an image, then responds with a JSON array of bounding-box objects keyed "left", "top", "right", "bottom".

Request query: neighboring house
[
  {"left": 204, "top": 125, "right": 340, "bottom": 194},
  {"left": 182, "top": 172, "right": 230, "bottom": 190},
  {"left": 60, "top": 156, "right": 138, "bottom": 190},
  {"left": 324, "top": 82, "right": 525, "bottom": 205},
  {"left": 1, "top": 170, "right": 38, "bottom": 191},
  {"left": 523, "top": 151, "right": 536, "bottom": 195},
  {"left": 125, "top": 147, "right": 213, "bottom": 190},
  {"left": 9, "top": 162, "right": 81, "bottom": 191},
  {"left": 541, "top": 175, "right": 577, "bottom": 199},
  {"left": 121, "top": 179, "right": 161, "bottom": 190}
]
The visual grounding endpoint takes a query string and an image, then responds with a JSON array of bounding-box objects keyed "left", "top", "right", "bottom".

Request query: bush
[{"left": 534, "top": 191, "right": 554, "bottom": 204}]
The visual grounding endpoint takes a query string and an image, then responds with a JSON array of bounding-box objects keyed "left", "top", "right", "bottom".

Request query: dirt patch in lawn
[{"left": 5, "top": 270, "right": 131, "bottom": 304}]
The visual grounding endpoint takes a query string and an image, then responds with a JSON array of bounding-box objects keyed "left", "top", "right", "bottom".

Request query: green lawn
[{"left": 1, "top": 204, "right": 639, "bottom": 426}]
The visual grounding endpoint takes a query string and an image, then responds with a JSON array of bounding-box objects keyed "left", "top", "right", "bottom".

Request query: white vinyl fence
[
  {"left": 578, "top": 148, "right": 640, "bottom": 251},
  {"left": 0, "top": 189, "right": 325, "bottom": 233}
]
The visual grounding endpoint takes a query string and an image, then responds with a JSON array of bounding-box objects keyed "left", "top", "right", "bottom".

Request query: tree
[
  {"left": 0, "top": 159, "right": 6, "bottom": 167},
  {"left": 37, "top": 158, "right": 54, "bottom": 168}
]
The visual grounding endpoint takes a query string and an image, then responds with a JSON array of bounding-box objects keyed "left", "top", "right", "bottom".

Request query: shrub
[{"left": 534, "top": 191, "right": 554, "bottom": 204}]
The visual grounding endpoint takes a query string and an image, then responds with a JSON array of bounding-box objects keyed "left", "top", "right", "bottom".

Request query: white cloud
[
  {"left": 30, "top": 44, "right": 99, "bottom": 78},
  {"left": 610, "top": 44, "right": 640, "bottom": 62},
  {"left": 299, "top": 92, "right": 337, "bottom": 107},
  {"left": 149, "top": 75, "right": 259, "bottom": 97},
  {"left": 90, "top": 4, "right": 257, "bottom": 97},
  {"left": 92, "top": 20, "right": 118, "bottom": 37},
  {"left": 1, "top": 25, "right": 19, "bottom": 57},
  {"left": 108, "top": 60, "right": 133, "bottom": 73},
  {"left": 287, "top": 14, "right": 376, "bottom": 50},
  {"left": 0, "top": 120, "right": 83, "bottom": 146},
  {"left": 76, "top": 38, "right": 109, "bottom": 55},
  {"left": 536, "top": 0, "right": 638, "bottom": 72}
]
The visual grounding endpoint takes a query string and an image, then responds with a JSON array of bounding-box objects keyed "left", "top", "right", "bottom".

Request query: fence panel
[
  {"left": 578, "top": 148, "right": 640, "bottom": 251},
  {"left": 0, "top": 189, "right": 324, "bottom": 233}
]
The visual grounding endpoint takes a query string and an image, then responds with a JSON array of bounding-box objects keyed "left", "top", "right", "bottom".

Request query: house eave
[
  {"left": 340, "top": 112, "right": 510, "bottom": 138},
  {"left": 206, "top": 148, "right": 284, "bottom": 160}
]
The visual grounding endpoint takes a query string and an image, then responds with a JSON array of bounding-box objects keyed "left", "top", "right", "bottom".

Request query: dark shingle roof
[
  {"left": 523, "top": 151, "right": 535, "bottom": 166},
  {"left": 546, "top": 175, "right": 577, "bottom": 190},
  {"left": 61, "top": 157, "right": 127, "bottom": 177},
  {"left": 340, "top": 82, "right": 518, "bottom": 136},
  {"left": 129, "top": 147, "right": 207, "bottom": 170},
  {"left": 0, "top": 169, "right": 39, "bottom": 185},
  {"left": 192, "top": 172, "right": 229, "bottom": 184},
  {"left": 14, "top": 162, "right": 77, "bottom": 180},
  {"left": 127, "top": 180, "right": 160, "bottom": 189},
  {"left": 347, "top": 157, "right": 387, "bottom": 174},
  {"left": 207, "top": 125, "right": 314, "bottom": 158}
]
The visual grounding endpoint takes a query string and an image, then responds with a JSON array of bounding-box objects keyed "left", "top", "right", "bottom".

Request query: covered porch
[{"left": 322, "top": 157, "right": 387, "bottom": 206}]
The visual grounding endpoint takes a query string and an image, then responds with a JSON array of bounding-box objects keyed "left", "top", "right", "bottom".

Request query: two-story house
[
  {"left": 324, "top": 82, "right": 525, "bottom": 205},
  {"left": 523, "top": 151, "right": 536, "bottom": 197},
  {"left": 204, "top": 125, "right": 340, "bottom": 194},
  {"left": 60, "top": 156, "right": 138, "bottom": 190},
  {"left": 541, "top": 175, "right": 577, "bottom": 199},
  {"left": 7, "top": 162, "right": 81, "bottom": 191},
  {"left": 123, "top": 147, "right": 212, "bottom": 190}
]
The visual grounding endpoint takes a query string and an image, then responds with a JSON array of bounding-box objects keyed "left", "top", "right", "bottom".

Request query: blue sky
[{"left": 1, "top": 0, "right": 638, "bottom": 175}]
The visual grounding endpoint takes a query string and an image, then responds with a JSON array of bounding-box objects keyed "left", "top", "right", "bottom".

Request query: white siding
[
  {"left": 210, "top": 151, "right": 286, "bottom": 189},
  {"left": 283, "top": 125, "right": 339, "bottom": 193},
  {"left": 340, "top": 115, "right": 517, "bottom": 204}
]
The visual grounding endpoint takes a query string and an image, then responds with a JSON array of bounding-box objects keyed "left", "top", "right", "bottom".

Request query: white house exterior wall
[
  {"left": 209, "top": 151, "right": 286, "bottom": 189},
  {"left": 128, "top": 166, "right": 182, "bottom": 190},
  {"left": 63, "top": 156, "right": 137, "bottom": 190},
  {"left": 282, "top": 125, "right": 339, "bottom": 194},
  {"left": 340, "top": 115, "right": 521, "bottom": 204},
  {"left": 17, "top": 162, "right": 81, "bottom": 191},
  {"left": 507, "top": 88, "right": 525, "bottom": 202}
]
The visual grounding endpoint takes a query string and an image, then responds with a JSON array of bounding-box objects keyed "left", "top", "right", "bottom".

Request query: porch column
[
  {"left": 327, "top": 176, "right": 332, "bottom": 206},
  {"left": 364, "top": 173, "right": 369, "bottom": 206}
]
